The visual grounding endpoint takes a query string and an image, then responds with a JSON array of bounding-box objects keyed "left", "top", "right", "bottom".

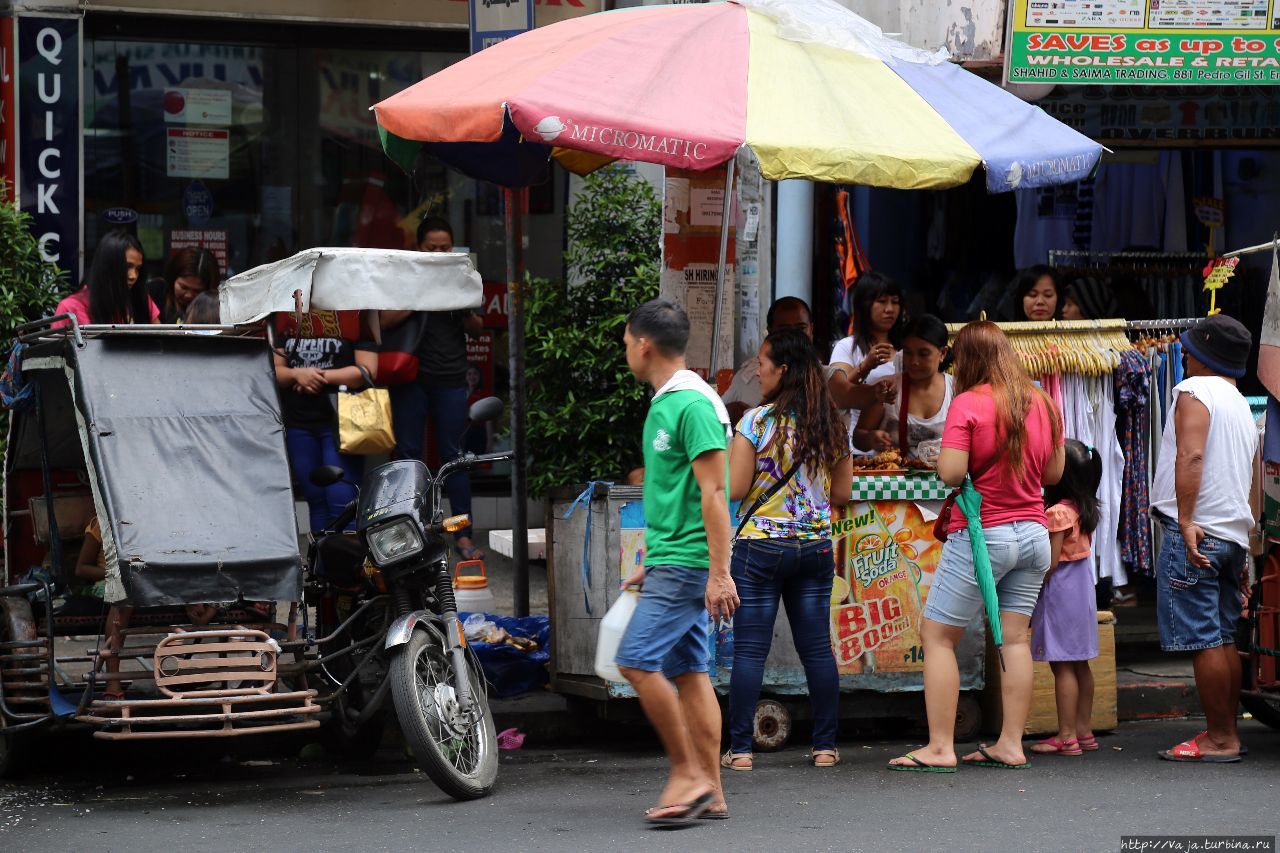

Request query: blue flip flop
[{"left": 888, "top": 753, "right": 957, "bottom": 773}]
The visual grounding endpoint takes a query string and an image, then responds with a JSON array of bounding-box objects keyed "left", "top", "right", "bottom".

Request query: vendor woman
[
  {"left": 828, "top": 272, "right": 903, "bottom": 440},
  {"left": 1011, "top": 265, "right": 1061, "bottom": 322},
  {"left": 854, "top": 314, "right": 953, "bottom": 460}
]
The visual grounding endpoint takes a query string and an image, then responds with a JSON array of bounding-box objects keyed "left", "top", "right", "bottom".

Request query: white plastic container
[
  {"left": 454, "top": 560, "right": 497, "bottom": 614},
  {"left": 594, "top": 589, "right": 640, "bottom": 683}
]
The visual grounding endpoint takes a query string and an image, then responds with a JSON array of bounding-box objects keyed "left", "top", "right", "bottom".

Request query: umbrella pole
[
  {"left": 505, "top": 186, "right": 530, "bottom": 617},
  {"left": 709, "top": 156, "right": 736, "bottom": 379}
]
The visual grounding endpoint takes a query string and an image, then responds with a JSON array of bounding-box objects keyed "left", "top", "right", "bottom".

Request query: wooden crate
[{"left": 1025, "top": 611, "right": 1117, "bottom": 735}]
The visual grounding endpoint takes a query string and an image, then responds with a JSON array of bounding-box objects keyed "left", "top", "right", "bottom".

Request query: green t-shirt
[{"left": 642, "top": 390, "right": 728, "bottom": 569}]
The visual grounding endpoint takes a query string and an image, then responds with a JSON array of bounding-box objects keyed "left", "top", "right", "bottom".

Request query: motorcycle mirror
[
  {"left": 309, "top": 465, "right": 347, "bottom": 487},
  {"left": 468, "top": 396, "right": 504, "bottom": 424}
]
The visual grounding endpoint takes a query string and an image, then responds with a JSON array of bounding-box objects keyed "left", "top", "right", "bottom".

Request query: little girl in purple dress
[{"left": 1029, "top": 439, "right": 1102, "bottom": 757}]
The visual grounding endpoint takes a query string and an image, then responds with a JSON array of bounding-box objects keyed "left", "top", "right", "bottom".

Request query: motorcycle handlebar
[{"left": 436, "top": 451, "right": 515, "bottom": 482}]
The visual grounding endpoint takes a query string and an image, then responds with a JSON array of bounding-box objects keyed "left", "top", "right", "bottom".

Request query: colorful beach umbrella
[{"left": 373, "top": 0, "right": 1103, "bottom": 193}]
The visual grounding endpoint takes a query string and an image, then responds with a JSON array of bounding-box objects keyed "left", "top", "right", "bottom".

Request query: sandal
[
  {"left": 721, "top": 751, "right": 753, "bottom": 771},
  {"left": 644, "top": 791, "right": 714, "bottom": 827},
  {"left": 961, "top": 745, "right": 1031, "bottom": 770},
  {"left": 1077, "top": 735, "right": 1100, "bottom": 752},
  {"left": 1029, "top": 736, "right": 1082, "bottom": 756},
  {"left": 458, "top": 543, "right": 485, "bottom": 562},
  {"left": 1158, "top": 734, "right": 1242, "bottom": 763},
  {"left": 887, "top": 753, "right": 956, "bottom": 773},
  {"left": 811, "top": 749, "right": 840, "bottom": 767}
]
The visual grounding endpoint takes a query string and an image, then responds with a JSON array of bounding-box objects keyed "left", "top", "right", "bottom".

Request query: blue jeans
[
  {"left": 285, "top": 426, "right": 363, "bottom": 533},
  {"left": 728, "top": 538, "right": 839, "bottom": 753},
  {"left": 1155, "top": 516, "right": 1246, "bottom": 652},
  {"left": 390, "top": 382, "right": 473, "bottom": 540}
]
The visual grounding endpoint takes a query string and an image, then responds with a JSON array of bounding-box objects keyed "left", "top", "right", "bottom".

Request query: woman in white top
[
  {"left": 854, "top": 314, "right": 953, "bottom": 459},
  {"left": 828, "top": 271, "right": 904, "bottom": 438}
]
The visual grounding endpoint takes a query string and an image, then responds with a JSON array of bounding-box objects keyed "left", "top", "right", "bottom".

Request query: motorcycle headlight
[{"left": 365, "top": 519, "right": 424, "bottom": 565}]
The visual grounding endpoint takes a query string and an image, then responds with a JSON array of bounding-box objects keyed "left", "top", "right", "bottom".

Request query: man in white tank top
[{"left": 1150, "top": 315, "right": 1258, "bottom": 764}]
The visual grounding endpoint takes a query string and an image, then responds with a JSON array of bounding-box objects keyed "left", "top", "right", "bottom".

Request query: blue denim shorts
[
  {"left": 615, "top": 565, "right": 711, "bottom": 678},
  {"left": 923, "top": 521, "right": 1050, "bottom": 628},
  {"left": 1155, "top": 516, "right": 1246, "bottom": 652}
]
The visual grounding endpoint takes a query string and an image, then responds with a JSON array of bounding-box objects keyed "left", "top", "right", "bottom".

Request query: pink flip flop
[{"left": 1029, "top": 736, "right": 1082, "bottom": 756}]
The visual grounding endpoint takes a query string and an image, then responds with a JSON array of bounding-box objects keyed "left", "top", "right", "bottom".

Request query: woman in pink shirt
[
  {"left": 54, "top": 230, "right": 160, "bottom": 327},
  {"left": 890, "top": 321, "right": 1064, "bottom": 773}
]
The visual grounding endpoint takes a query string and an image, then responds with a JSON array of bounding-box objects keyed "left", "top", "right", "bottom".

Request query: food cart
[{"left": 547, "top": 471, "right": 986, "bottom": 746}]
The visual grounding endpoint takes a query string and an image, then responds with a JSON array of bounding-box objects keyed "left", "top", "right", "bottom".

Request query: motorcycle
[{"left": 309, "top": 395, "right": 511, "bottom": 800}]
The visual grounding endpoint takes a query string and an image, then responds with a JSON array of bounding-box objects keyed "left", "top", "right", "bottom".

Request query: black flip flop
[
  {"left": 962, "top": 745, "right": 1030, "bottom": 770},
  {"left": 887, "top": 753, "right": 957, "bottom": 773},
  {"left": 644, "top": 791, "right": 714, "bottom": 828},
  {"left": 698, "top": 807, "right": 730, "bottom": 821}
]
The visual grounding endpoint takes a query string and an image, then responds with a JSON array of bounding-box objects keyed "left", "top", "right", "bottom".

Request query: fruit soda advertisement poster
[{"left": 830, "top": 500, "right": 942, "bottom": 674}]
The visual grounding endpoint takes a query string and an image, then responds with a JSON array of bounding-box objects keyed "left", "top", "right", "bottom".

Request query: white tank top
[
  {"left": 881, "top": 374, "right": 953, "bottom": 458},
  {"left": 1150, "top": 376, "right": 1257, "bottom": 549}
]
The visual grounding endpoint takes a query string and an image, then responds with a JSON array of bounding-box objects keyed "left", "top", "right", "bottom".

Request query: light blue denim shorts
[
  {"left": 615, "top": 566, "right": 711, "bottom": 678},
  {"left": 923, "top": 521, "right": 1051, "bottom": 627}
]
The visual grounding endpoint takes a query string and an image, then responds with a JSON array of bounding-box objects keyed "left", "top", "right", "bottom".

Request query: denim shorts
[
  {"left": 1155, "top": 516, "right": 1246, "bottom": 652},
  {"left": 923, "top": 521, "right": 1050, "bottom": 628},
  {"left": 615, "top": 565, "right": 711, "bottom": 679}
]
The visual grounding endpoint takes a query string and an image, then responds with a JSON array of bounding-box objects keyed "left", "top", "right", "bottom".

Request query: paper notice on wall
[
  {"left": 680, "top": 266, "right": 735, "bottom": 378},
  {"left": 163, "top": 88, "right": 232, "bottom": 125},
  {"left": 167, "top": 128, "right": 229, "bottom": 179},
  {"left": 663, "top": 177, "right": 689, "bottom": 234},
  {"left": 690, "top": 186, "right": 725, "bottom": 227},
  {"left": 169, "top": 229, "right": 229, "bottom": 274}
]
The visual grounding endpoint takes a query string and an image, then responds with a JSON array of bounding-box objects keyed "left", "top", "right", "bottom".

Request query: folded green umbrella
[{"left": 954, "top": 477, "right": 1005, "bottom": 670}]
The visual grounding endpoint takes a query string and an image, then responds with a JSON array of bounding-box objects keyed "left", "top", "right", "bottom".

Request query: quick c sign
[{"left": 17, "top": 16, "right": 80, "bottom": 277}]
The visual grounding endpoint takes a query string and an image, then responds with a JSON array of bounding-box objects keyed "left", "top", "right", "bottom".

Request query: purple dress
[{"left": 1031, "top": 557, "right": 1099, "bottom": 661}]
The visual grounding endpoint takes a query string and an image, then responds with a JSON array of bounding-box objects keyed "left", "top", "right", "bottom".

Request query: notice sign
[
  {"left": 469, "top": 0, "right": 534, "bottom": 54},
  {"left": 1006, "top": 0, "right": 1280, "bottom": 85},
  {"left": 163, "top": 88, "right": 232, "bottom": 126},
  {"left": 167, "top": 128, "right": 229, "bottom": 179},
  {"left": 170, "top": 229, "right": 228, "bottom": 273}
]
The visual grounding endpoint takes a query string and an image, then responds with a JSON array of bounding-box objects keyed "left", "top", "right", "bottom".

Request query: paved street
[{"left": 2, "top": 718, "right": 1277, "bottom": 852}]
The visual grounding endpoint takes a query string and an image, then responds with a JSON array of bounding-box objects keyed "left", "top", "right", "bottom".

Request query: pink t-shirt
[
  {"left": 941, "top": 385, "right": 1062, "bottom": 535},
  {"left": 53, "top": 287, "right": 160, "bottom": 328}
]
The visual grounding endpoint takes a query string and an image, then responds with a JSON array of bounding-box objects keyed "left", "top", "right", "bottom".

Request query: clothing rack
[
  {"left": 1124, "top": 318, "right": 1198, "bottom": 331},
  {"left": 945, "top": 319, "right": 1131, "bottom": 377},
  {"left": 1223, "top": 235, "right": 1279, "bottom": 259},
  {"left": 1048, "top": 249, "right": 1206, "bottom": 266}
]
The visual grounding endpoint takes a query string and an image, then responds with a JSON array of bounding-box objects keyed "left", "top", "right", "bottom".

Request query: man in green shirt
[{"left": 616, "top": 299, "right": 738, "bottom": 827}]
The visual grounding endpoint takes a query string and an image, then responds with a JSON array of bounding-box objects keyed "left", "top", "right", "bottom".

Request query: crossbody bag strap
[{"left": 735, "top": 459, "right": 803, "bottom": 539}]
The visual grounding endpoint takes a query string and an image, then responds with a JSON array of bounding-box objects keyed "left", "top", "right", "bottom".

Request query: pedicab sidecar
[{"left": 0, "top": 247, "right": 488, "bottom": 781}]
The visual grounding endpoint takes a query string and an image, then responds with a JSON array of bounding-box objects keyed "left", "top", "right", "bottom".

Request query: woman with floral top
[{"left": 722, "top": 329, "right": 852, "bottom": 772}]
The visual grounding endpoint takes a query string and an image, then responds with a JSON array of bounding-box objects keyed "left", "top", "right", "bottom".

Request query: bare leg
[
  {"left": 1074, "top": 661, "right": 1095, "bottom": 741},
  {"left": 888, "top": 618, "right": 964, "bottom": 768},
  {"left": 620, "top": 667, "right": 713, "bottom": 809},
  {"left": 1191, "top": 644, "right": 1241, "bottom": 755},
  {"left": 1051, "top": 661, "right": 1079, "bottom": 742},
  {"left": 964, "top": 611, "right": 1033, "bottom": 766},
  {"left": 673, "top": 672, "right": 725, "bottom": 812}
]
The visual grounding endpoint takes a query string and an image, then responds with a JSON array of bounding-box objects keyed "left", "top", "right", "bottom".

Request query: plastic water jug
[
  {"left": 594, "top": 589, "right": 640, "bottom": 683},
  {"left": 454, "top": 560, "right": 497, "bottom": 614}
]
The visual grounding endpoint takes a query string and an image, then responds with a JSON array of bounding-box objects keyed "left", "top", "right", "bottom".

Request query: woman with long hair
[
  {"left": 722, "top": 329, "right": 853, "bottom": 771},
  {"left": 889, "top": 321, "right": 1064, "bottom": 773},
  {"left": 54, "top": 230, "right": 159, "bottom": 326},
  {"left": 828, "top": 271, "right": 905, "bottom": 438},
  {"left": 157, "top": 247, "right": 221, "bottom": 323}
]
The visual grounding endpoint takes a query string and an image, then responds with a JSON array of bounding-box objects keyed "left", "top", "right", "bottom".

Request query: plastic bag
[
  {"left": 594, "top": 589, "right": 639, "bottom": 683},
  {"left": 917, "top": 438, "right": 942, "bottom": 468},
  {"left": 463, "top": 613, "right": 497, "bottom": 642}
]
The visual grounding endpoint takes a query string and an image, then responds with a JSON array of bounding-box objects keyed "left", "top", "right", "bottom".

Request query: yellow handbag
[{"left": 337, "top": 366, "right": 396, "bottom": 455}]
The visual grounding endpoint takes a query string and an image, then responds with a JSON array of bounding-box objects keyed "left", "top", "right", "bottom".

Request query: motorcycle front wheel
[{"left": 390, "top": 625, "right": 497, "bottom": 800}]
